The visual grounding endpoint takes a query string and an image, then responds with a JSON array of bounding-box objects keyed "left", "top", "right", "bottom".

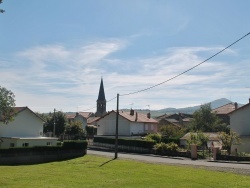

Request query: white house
[
  {"left": 0, "top": 107, "right": 58, "bottom": 149},
  {"left": 95, "top": 109, "right": 158, "bottom": 136},
  {"left": 228, "top": 99, "right": 250, "bottom": 153},
  {"left": 65, "top": 112, "right": 95, "bottom": 130}
]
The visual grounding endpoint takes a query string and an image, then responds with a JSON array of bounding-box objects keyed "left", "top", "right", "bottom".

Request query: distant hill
[{"left": 121, "top": 98, "right": 234, "bottom": 118}]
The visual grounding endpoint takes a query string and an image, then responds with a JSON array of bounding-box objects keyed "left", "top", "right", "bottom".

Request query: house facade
[
  {"left": 228, "top": 99, "right": 250, "bottom": 152},
  {"left": 66, "top": 112, "right": 95, "bottom": 130},
  {"left": 0, "top": 107, "right": 57, "bottom": 149},
  {"left": 95, "top": 109, "right": 158, "bottom": 136}
]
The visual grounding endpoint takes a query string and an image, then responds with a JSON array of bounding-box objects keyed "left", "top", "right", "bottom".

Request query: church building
[{"left": 95, "top": 78, "right": 107, "bottom": 117}]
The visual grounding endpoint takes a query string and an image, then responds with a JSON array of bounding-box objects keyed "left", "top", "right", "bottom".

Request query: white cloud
[{"left": 1, "top": 41, "right": 250, "bottom": 113}]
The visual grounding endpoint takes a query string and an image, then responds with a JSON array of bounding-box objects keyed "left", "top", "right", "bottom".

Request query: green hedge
[
  {"left": 62, "top": 140, "right": 88, "bottom": 149},
  {"left": 94, "top": 137, "right": 155, "bottom": 149},
  {"left": 0, "top": 140, "right": 88, "bottom": 153},
  {"left": 161, "top": 137, "right": 180, "bottom": 145}
]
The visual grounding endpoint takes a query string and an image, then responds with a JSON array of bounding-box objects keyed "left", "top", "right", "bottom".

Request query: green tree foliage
[
  {"left": 65, "top": 121, "right": 86, "bottom": 140},
  {"left": 144, "top": 133, "right": 162, "bottom": 143},
  {"left": 85, "top": 125, "right": 97, "bottom": 137},
  {"left": 188, "top": 103, "right": 229, "bottom": 132},
  {"left": 43, "top": 111, "right": 67, "bottom": 136},
  {"left": 0, "top": 86, "right": 16, "bottom": 124},
  {"left": 0, "top": 0, "right": 5, "bottom": 13},
  {"left": 187, "top": 132, "right": 208, "bottom": 147},
  {"left": 159, "top": 125, "right": 186, "bottom": 138},
  {"left": 219, "top": 131, "right": 241, "bottom": 155}
]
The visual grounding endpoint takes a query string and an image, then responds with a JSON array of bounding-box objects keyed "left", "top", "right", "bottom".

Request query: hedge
[
  {"left": 161, "top": 137, "right": 180, "bottom": 145},
  {"left": 0, "top": 140, "right": 88, "bottom": 153},
  {"left": 94, "top": 137, "right": 155, "bottom": 149},
  {"left": 62, "top": 140, "right": 88, "bottom": 149}
]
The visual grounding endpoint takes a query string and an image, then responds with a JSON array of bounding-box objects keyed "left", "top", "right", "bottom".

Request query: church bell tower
[{"left": 95, "top": 78, "right": 107, "bottom": 117}]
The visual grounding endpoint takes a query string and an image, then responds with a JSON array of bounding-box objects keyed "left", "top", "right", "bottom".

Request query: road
[{"left": 87, "top": 149, "right": 250, "bottom": 171}]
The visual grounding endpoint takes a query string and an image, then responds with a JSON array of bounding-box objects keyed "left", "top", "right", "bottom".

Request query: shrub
[
  {"left": 145, "top": 133, "right": 162, "bottom": 143},
  {"left": 154, "top": 142, "right": 179, "bottom": 155},
  {"left": 93, "top": 137, "right": 155, "bottom": 149}
]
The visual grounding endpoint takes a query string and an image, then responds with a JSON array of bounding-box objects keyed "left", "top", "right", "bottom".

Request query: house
[
  {"left": 0, "top": 107, "right": 58, "bottom": 149},
  {"left": 212, "top": 102, "right": 238, "bottom": 125},
  {"left": 228, "top": 99, "right": 250, "bottom": 152},
  {"left": 95, "top": 109, "right": 158, "bottom": 136},
  {"left": 180, "top": 132, "right": 222, "bottom": 149},
  {"left": 65, "top": 112, "right": 95, "bottom": 130},
  {"left": 155, "top": 113, "right": 193, "bottom": 127}
]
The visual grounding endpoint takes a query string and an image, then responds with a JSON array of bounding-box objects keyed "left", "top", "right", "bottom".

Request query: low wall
[
  {"left": 216, "top": 154, "right": 250, "bottom": 161},
  {"left": 0, "top": 149, "right": 87, "bottom": 165}
]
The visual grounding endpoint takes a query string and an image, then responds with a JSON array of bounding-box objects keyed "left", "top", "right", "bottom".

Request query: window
[
  {"left": 22, "top": 143, "right": 29, "bottom": 147},
  {"left": 47, "top": 142, "right": 52, "bottom": 146},
  {"left": 10, "top": 143, "right": 15, "bottom": 147}
]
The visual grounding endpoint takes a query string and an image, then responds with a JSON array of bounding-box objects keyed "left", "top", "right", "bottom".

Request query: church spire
[
  {"left": 95, "top": 78, "right": 107, "bottom": 117},
  {"left": 97, "top": 78, "right": 106, "bottom": 101}
]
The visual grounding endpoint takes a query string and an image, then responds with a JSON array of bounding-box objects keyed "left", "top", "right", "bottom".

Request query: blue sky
[{"left": 1, "top": 1, "right": 250, "bottom": 113}]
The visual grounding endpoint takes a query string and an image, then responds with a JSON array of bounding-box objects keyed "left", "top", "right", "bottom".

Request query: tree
[
  {"left": 219, "top": 130, "right": 241, "bottom": 155},
  {"left": 85, "top": 125, "right": 97, "bottom": 138},
  {"left": 159, "top": 125, "right": 186, "bottom": 139},
  {"left": 43, "top": 111, "right": 67, "bottom": 137},
  {"left": 188, "top": 103, "right": 229, "bottom": 132},
  {"left": 65, "top": 121, "right": 86, "bottom": 140},
  {"left": 0, "top": 86, "right": 16, "bottom": 124}
]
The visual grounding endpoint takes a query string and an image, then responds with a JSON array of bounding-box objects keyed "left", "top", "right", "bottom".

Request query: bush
[
  {"left": 145, "top": 133, "right": 162, "bottom": 143},
  {"left": 154, "top": 142, "right": 179, "bottom": 155},
  {"left": 161, "top": 137, "right": 180, "bottom": 144}
]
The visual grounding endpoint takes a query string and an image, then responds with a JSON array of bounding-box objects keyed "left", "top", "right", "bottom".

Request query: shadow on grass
[{"left": 99, "top": 158, "right": 116, "bottom": 167}]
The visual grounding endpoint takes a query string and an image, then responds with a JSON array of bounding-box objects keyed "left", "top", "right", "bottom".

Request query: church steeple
[{"left": 95, "top": 78, "right": 107, "bottom": 117}]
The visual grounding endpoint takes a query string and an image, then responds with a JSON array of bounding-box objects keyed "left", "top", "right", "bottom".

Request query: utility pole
[
  {"left": 53, "top": 108, "right": 56, "bottom": 137},
  {"left": 114, "top": 93, "right": 119, "bottom": 159}
]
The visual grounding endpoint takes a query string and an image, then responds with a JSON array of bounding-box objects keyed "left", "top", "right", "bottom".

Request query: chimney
[
  {"left": 130, "top": 109, "right": 134, "bottom": 116},
  {"left": 76, "top": 112, "right": 79, "bottom": 116},
  {"left": 234, "top": 102, "right": 238, "bottom": 109},
  {"left": 135, "top": 112, "right": 138, "bottom": 122},
  {"left": 147, "top": 112, "right": 151, "bottom": 119}
]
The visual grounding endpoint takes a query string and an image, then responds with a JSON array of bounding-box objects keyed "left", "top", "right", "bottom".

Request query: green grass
[{"left": 0, "top": 155, "right": 249, "bottom": 188}]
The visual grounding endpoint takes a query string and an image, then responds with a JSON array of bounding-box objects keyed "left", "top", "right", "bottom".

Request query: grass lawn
[{"left": 0, "top": 154, "right": 249, "bottom": 188}]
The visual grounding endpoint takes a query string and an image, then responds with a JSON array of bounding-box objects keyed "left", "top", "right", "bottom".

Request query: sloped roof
[
  {"left": 180, "top": 132, "right": 220, "bottom": 141},
  {"left": 119, "top": 111, "right": 158, "bottom": 123},
  {"left": 14, "top": 107, "right": 45, "bottom": 122},
  {"left": 212, "top": 103, "right": 236, "bottom": 115},
  {"left": 78, "top": 112, "right": 94, "bottom": 118},
  {"left": 95, "top": 110, "right": 158, "bottom": 124},
  {"left": 227, "top": 102, "right": 250, "bottom": 115}
]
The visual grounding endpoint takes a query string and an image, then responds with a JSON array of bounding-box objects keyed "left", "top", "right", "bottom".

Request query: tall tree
[
  {"left": 219, "top": 131, "right": 241, "bottom": 155},
  {"left": 188, "top": 103, "right": 229, "bottom": 132},
  {"left": 0, "top": 86, "right": 16, "bottom": 124},
  {"left": 65, "top": 121, "right": 86, "bottom": 140},
  {"left": 43, "top": 111, "right": 67, "bottom": 137}
]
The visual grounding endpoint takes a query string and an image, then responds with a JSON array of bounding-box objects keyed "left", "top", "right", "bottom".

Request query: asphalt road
[{"left": 87, "top": 149, "right": 250, "bottom": 171}]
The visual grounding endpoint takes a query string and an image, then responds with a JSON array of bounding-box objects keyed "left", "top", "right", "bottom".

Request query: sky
[{"left": 1, "top": 1, "right": 250, "bottom": 113}]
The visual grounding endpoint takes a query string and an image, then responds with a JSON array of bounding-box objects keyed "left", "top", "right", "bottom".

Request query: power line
[{"left": 120, "top": 32, "right": 250, "bottom": 97}]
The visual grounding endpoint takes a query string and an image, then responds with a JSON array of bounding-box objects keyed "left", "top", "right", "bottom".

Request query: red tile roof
[{"left": 212, "top": 103, "right": 236, "bottom": 115}]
